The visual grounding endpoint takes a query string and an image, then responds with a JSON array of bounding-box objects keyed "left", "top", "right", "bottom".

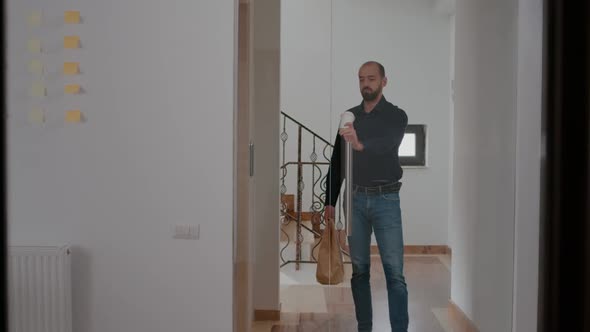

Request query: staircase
[
  {"left": 280, "top": 194, "right": 318, "bottom": 241},
  {"left": 279, "top": 112, "right": 350, "bottom": 270}
]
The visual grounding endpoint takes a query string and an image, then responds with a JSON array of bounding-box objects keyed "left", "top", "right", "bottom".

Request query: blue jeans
[{"left": 347, "top": 191, "right": 409, "bottom": 332}]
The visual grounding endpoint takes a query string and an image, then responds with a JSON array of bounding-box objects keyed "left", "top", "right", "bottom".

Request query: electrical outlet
[
  {"left": 192, "top": 224, "right": 200, "bottom": 240},
  {"left": 173, "top": 224, "right": 199, "bottom": 240}
]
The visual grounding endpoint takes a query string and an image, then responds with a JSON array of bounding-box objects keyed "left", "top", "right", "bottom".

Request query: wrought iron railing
[{"left": 279, "top": 111, "right": 350, "bottom": 270}]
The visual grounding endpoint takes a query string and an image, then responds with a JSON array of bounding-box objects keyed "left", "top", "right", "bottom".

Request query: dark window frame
[{"left": 400, "top": 124, "right": 426, "bottom": 167}]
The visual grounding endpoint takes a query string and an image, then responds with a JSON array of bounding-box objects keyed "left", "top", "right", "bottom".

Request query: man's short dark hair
[{"left": 362, "top": 61, "right": 386, "bottom": 78}]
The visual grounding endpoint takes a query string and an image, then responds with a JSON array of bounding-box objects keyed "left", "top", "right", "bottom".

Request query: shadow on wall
[{"left": 71, "top": 246, "right": 92, "bottom": 331}]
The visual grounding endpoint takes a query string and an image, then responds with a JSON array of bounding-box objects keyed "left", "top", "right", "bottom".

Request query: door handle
[{"left": 249, "top": 142, "right": 254, "bottom": 177}]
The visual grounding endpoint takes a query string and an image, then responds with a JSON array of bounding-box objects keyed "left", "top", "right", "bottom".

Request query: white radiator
[{"left": 8, "top": 245, "right": 73, "bottom": 332}]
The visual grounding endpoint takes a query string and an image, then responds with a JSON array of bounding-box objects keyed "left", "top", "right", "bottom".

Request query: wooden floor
[{"left": 253, "top": 254, "right": 452, "bottom": 332}]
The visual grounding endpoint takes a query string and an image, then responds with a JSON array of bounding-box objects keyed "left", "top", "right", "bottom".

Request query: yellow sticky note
[
  {"left": 28, "top": 11, "right": 42, "bottom": 28},
  {"left": 65, "top": 110, "right": 82, "bottom": 123},
  {"left": 65, "top": 84, "right": 80, "bottom": 94},
  {"left": 28, "top": 59, "right": 44, "bottom": 75},
  {"left": 64, "top": 11, "right": 80, "bottom": 24},
  {"left": 64, "top": 36, "right": 80, "bottom": 49},
  {"left": 28, "top": 107, "right": 45, "bottom": 124},
  {"left": 28, "top": 39, "right": 41, "bottom": 53},
  {"left": 63, "top": 62, "right": 79, "bottom": 75},
  {"left": 30, "top": 81, "right": 46, "bottom": 97}
]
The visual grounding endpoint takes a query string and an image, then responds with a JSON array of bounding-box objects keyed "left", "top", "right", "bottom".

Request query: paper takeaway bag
[{"left": 316, "top": 218, "right": 344, "bottom": 285}]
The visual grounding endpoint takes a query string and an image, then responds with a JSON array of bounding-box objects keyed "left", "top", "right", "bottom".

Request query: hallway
[{"left": 253, "top": 254, "right": 452, "bottom": 332}]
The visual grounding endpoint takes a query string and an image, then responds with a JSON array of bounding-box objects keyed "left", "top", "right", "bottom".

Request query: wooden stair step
[
  {"left": 281, "top": 194, "right": 295, "bottom": 212},
  {"left": 281, "top": 194, "right": 323, "bottom": 220}
]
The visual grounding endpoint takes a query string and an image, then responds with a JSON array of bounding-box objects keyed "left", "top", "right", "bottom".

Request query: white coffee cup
[{"left": 339, "top": 111, "right": 355, "bottom": 129}]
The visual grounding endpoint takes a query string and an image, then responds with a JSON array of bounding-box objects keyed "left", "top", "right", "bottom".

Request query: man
[{"left": 324, "top": 61, "right": 409, "bottom": 332}]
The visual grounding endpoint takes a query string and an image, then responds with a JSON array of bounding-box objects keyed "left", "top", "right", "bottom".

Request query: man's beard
[{"left": 362, "top": 86, "right": 382, "bottom": 101}]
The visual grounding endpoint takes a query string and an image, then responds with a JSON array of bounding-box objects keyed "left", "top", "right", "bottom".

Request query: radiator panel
[{"left": 8, "top": 245, "right": 72, "bottom": 332}]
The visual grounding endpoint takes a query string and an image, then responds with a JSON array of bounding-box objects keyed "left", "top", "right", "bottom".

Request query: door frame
[{"left": 233, "top": 0, "right": 254, "bottom": 331}]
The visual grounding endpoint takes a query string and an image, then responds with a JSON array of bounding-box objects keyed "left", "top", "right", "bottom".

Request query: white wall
[
  {"left": 512, "top": 0, "right": 542, "bottom": 330},
  {"left": 447, "top": 14, "right": 456, "bottom": 251},
  {"left": 279, "top": 0, "right": 333, "bottom": 239},
  {"left": 281, "top": 0, "right": 453, "bottom": 245},
  {"left": 280, "top": 0, "right": 332, "bottom": 139},
  {"left": 451, "top": 0, "right": 518, "bottom": 330},
  {"left": 8, "top": 1, "right": 236, "bottom": 331}
]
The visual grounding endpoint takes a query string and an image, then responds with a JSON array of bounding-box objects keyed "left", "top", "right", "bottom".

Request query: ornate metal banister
[
  {"left": 280, "top": 112, "right": 332, "bottom": 146},
  {"left": 280, "top": 111, "right": 349, "bottom": 270}
]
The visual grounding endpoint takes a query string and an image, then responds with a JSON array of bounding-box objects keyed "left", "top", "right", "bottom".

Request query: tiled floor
[{"left": 254, "top": 254, "right": 452, "bottom": 332}]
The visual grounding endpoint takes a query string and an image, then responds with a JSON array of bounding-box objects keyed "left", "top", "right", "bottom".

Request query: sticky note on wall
[
  {"left": 65, "top": 110, "right": 82, "bottom": 123},
  {"left": 63, "top": 62, "right": 79, "bottom": 75},
  {"left": 64, "top": 36, "right": 80, "bottom": 49},
  {"left": 65, "top": 84, "right": 80, "bottom": 94},
  {"left": 28, "top": 39, "right": 41, "bottom": 53},
  {"left": 64, "top": 11, "right": 80, "bottom": 24},
  {"left": 28, "top": 59, "right": 44, "bottom": 75},
  {"left": 28, "top": 107, "right": 45, "bottom": 124},
  {"left": 28, "top": 11, "right": 42, "bottom": 28},
  {"left": 30, "top": 81, "right": 46, "bottom": 97}
]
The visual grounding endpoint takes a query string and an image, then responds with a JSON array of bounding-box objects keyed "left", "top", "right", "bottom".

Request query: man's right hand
[{"left": 324, "top": 205, "right": 336, "bottom": 221}]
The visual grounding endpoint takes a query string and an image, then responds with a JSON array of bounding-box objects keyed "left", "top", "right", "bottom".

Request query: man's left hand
[{"left": 339, "top": 122, "right": 364, "bottom": 151}]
